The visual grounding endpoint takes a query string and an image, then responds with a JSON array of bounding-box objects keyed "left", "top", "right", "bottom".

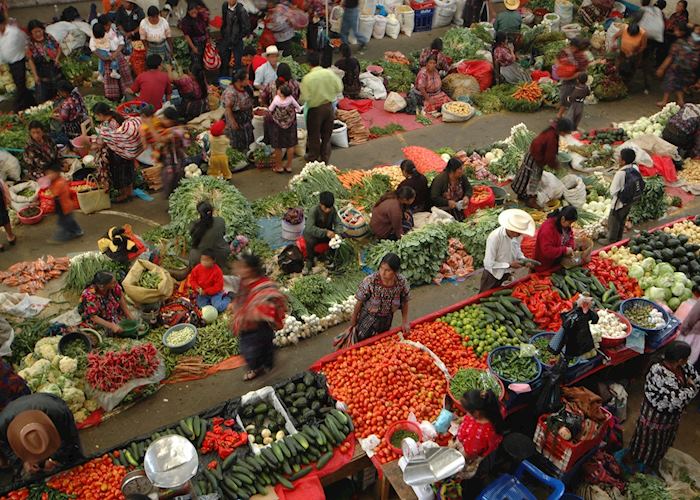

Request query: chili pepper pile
[
  {"left": 46, "top": 455, "right": 127, "bottom": 500},
  {"left": 322, "top": 337, "right": 446, "bottom": 464},
  {"left": 86, "top": 343, "right": 161, "bottom": 393},
  {"left": 200, "top": 417, "right": 248, "bottom": 459},
  {"left": 407, "top": 321, "right": 485, "bottom": 373},
  {"left": 2, "top": 484, "right": 73, "bottom": 500},
  {"left": 512, "top": 276, "right": 573, "bottom": 331},
  {"left": 585, "top": 257, "right": 643, "bottom": 299}
]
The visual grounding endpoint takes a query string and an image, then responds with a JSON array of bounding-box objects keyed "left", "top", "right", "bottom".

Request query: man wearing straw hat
[
  {"left": 0, "top": 393, "right": 83, "bottom": 477},
  {"left": 494, "top": 0, "right": 522, "bottom": 36},
  {"left": 480, "top": 209, "right": 536, "bottom": 293}
]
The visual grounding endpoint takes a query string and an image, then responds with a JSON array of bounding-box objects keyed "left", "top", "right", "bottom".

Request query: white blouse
[{"left": 139, "top": 17, "right": 171, "bottom": 43}]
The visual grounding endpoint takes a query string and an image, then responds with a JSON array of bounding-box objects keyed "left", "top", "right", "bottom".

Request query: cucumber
[
  {"left": 192, "top": 416, "right": 201, "bottom": 438},
  {"left": 244, "top": 455, "right": 263, "bottom": 473},
  {"left": 213, "top": 463, "right": 224, "bottom": 481},
  {"left": 260, "top": 472, "right": 272, "bottom": 485},
  {"left": 203, "top": 469, "right": 219, "bottom": 489},
  {"left": 225, "top": 474, "right": 242, "bottom": 487},
  {"left": 222, "top": 479, "right": 239, "bottom": 497},
  {"left": 319, "top": 423, "right": 338, "bottom": 446},
  {"left": 492, "top": 289, "right": 512, "bottom": 296},
  {"left": 196, "top": 418, "right": 207, "bottom": 448},
  {"left": 290, "top": 466, "right": 313, "bottom": 481},
  {"left": 275, "top": 473, "right": 294, "bottom": 489},
  {"left": 282, "top": 460, "right": 293, "bottom": 475},
  {"left": 316, "top": 451, "right": 333, "bottom": 469},
  {"left": 330, "top": 409, "right": 348, "bottom": 425},
  {"left": 222, "top": 453, "right": 237, "bottom": 471},
  {"left": 261, "top": 447, "right": 279, "bottom": 467},
  {"left": 232, "top": 472, "right": 253, "bottom": 485},
  {"left": 326, "top": 416, "right": 345, "bottom": 442},
  {"left": 179, "top": 420, "right": 194, "bottom": 440},
  {"left": 271, "top": 441, "right": 284, "bottom": 462},
  {"left": 284, "top": 436, "right": 299, "bottom": 456},
  {"left": 125, "top": 450, "right": 138, "bottom": 466},
  {"left": 292, "top": 432, "right": 310, "bottom": 450},
  {"left": 277, "top": 439, "right": 292, "bottom": 459},
  {"left": 232, "top": 465, "right": 255, "bottom": 480}
]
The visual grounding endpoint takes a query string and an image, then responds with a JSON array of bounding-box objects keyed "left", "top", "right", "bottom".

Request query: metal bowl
[{"left": 144, "top": 435, "right": 198, "bottom": 489}]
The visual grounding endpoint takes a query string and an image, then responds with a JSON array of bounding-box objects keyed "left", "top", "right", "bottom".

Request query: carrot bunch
[{"left": 513, "top": 82, "right": 543, "bottom": 103}]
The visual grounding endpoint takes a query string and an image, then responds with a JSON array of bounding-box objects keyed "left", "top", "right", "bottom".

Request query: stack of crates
[{"left": 410, "top": 0, "right": 434, "bottom": 31}]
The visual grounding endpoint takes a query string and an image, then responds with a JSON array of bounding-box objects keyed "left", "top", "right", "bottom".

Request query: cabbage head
[
  {"left": 668, "top": 297, "right": 681, "bottom": 310},
  {"left": 628, "top": 264, "right": 645, "bottom": 280},
  {"left": 655, "top": 275, "right": 674, "bottom": 290},
  {"left": 641, "top": 257, "right": 656, "bottom": 272},
  {"left": 640, "top": 276, "right": 654, "bottom": 290},
  {"left": 654, "top": 262, "right": 675, "bottom": 277},
  {"left": 647, "top": 287, "right": 667, "bottom": 303},
  {"left": 671, "top": 282, "right": 687, "bottom": 297}
]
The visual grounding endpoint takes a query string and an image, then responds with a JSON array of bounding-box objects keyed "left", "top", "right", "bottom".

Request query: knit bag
[{"left": 203, "top": 40, "right": 221, "bottom": 71}]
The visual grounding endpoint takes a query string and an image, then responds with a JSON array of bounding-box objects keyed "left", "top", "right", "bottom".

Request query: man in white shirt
[
  {"left": 481, "top": 209, "right": 536, "bottom": 293},
  {"left": 606, "top": 148, "right": 643, "bottom": 244},
  {"left": 0, "top": 12, "right": 35, "bottom": 111},
  {"left": 254, "top": 45, "right": 279, "bottom": 89}
]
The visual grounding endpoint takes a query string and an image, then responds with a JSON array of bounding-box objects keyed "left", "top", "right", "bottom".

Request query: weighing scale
[
  {"left": 144, "top": 435, "right": 200, "bottom": 499},
  {"left": 399, "top": 438, "right": 465, "bottom": 500}
]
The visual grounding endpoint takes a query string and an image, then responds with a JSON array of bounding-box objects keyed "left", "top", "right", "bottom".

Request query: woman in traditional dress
[
  {"left": 179, "top": 1, "right": 210, "bottom": 68},
  {"left": 534, "top": 206, "right": 577, "bottom": 272},
  {"left": 397, "top": 160, "right": 429, "bottom": 212},
  {"left": 627, "top": 341, "right": 700, "bottom": 473},
  {"left": 429, "top": 158, "right": 473, "bottom": 221},
  {"left": 223, "top": 69, "right": 255, "bottom": 152},
  {"left": 171, "top": 63, "right": 208, "bottom": 121},
  {"left": 154, "top": 107, "right": 190, "bottom": 197},
  {"left": 335, "top": 43, "right": 362, "bottom": 99},
  {"left": 345, "top": 253, "right": 410, "bottom": 344},
  {"left": 0, "top": 359, "right": 30, "bottom": 413},
  {"left": 419, "top": 38, "right": 451, "bottom": 73},
  {"left": 511, "top": 118, "right": 574, "bottom": 208},
  {"left": 139, "top": 6, "right": 172, "bottom": 62},
  {"left": 412, "top": 56, "right": 452, "bottom": 113},
  {"left": 230, "top": 254, "right": 287, "bottom": 381},
  {"left": 79, "top": 271, "right": 133, "bottom": 334},
  {"left": 54, "top": 81, "right": 88, "bottom": 142},
  {"left": 493, "top": 32, "right": 530, "bottom": 84},
  {"left": 656, "top": 24, "right": 700, "bottom": 107},
  {"left": 25, "top": 20, "right": 63, "bottom": 103},
  {"left": 23, "top": 121, "right": 59, "bottom": 181},
  {"left": 189, "top": 201, "right": 229, "bottom": 270}
]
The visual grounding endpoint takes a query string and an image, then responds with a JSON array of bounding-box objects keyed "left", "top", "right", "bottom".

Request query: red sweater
[
  {"left": 535, "top": 217, "right": 575, "bottom": 272},
  {"left": 530, "top": 126, "right": 559, "bottom": 169},
  {"left": 189, "top": 263, "right": 224, "bottom": 296}
]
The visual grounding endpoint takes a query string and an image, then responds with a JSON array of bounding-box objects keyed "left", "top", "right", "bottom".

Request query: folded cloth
[{"left": 338, "top": 98, "right": 374, "bottom": 113}]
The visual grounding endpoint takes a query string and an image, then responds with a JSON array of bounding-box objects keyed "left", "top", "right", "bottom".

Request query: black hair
[
  {"left": 28, "top": 120, "right": 45, "bottom": 131},
  {"left": 276, "top": 62, "right": 293, "bottom": 86},
  {"left": 190, "top": 201, "right": 214, "bottom": 248},
  {"left": 93, "top": 102, "right": 125, "bottom": 125},
  {"left": 92, "top": 23, "right": 106, "bottom": 38},
  {"left": 97, "top": 14, "right": 110, "bottom": 26},
  {"left": 57, "top": 80, "right": 74, "bottom": 94},
  {"left": 570, "top": 37, "right": 590, "bottom": 50},
  {"left": 425, "top": 55, "right": 437, "bottom": 64},
  {"left": 201, "top": 248, "right": 216, "bottom": 259},
  {"left": 162, "top": 107, "right": 181, "bottom": 123},
  {"left": 189, "top": 61, "right": 206, "bottom": 97},
  {"left": 339, "top": 43, "right": 351, "bottom": 59},
  {"left": 678, "top": 0, "right": 688, "bottom": 10},
  {"left": 430, "top": 38, "right": 443, "bottom": 51},
  {"left": 237, "top": 253, "right": 265, "bottom": 276},
  {"left": 628, "top": 22, "right": 641, "bottom": 36},
  {"left": 187, "top": 2, "right": 200, "bottom": 11},
  {"left": 461, "top": 389, "right": 505, "bottom": 434},
  {"left": 555, "top": 118, "right": 574, "bottom": 134},
  {"left": 664, "top": 341, "right": 691, "bottom": 362},
  {"left": 307, "top": 51, "right": 320, "bottom": 67},
  {"left": 146, "top": 54, "right": 162, "bottom": 69},
  {"left": 396, "top": 185, "right": 416, "bottom": 201},
  {"left": 0, "top": 13, "right": 6, "bottom": 24},
  {"left": 655, "top": 0, "right": 666, "bottom": 8},
  {"left": 233, "top": 68, "right": 247, "bottom": 83},
  {"left": 445, "top": 157, "right": 463, "bottom": 174},
  {"left": 400, "top": 159, "right": 417, "bottom": 176},
  {"left": 380, "top": 253, "right": 401, "bottom": 272},
  {"left": 44, "top": 162, "right": 63, "bottom": 173},
  {"left": 147, "top": 5, "right": 160, "bottom": 16},
  {"left": 243, "top": 45, "right": 257, "bottom": 57},
  {"left": 319, "top": 191, "right": 335, "bottom": 208},
  {"left": 27, "top": 20, "right": 44, "bottom": 32},
  {"left": 279, "top": 83, "right": 292, "bottom": 97},
  {"left": 92, "top": 271, "right": 115, "bottom": 286},
  {"left": 577, "top": 72, "right": 588, "bottom": 84},
  {"left": 620, "top": 148, "right": 636, "bottom": 164},
  {"left": 126, "top": 495, "right": 151, "bottom": 500},
  {"left": 495, "top": 31, "right": 507, "bottom": 45},
  {"left": 549, "top": 205, "right": 578, "bottom": 231},
  {"left": 677, "top": 23, "right": 692, "bottom": 38},
  {"left": 641, "top": 0, "right": 651, "bottom": 5}
]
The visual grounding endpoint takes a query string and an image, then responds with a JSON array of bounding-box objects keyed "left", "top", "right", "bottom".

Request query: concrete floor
[{"left": 2, "top": 27, "right": 700, "bottom": 496}]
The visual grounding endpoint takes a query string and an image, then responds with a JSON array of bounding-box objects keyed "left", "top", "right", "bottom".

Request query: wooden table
[{"left": 380, "top": 460, "right": 418, "bottom": 500}]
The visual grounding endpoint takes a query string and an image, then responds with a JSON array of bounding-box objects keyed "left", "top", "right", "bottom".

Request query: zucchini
[
  {"left": 316, "top": 451, "right": 333, "bottom": 469},
  {"left": 125, "top": 450, "right": 138, "bottom": 466},
  {"left": 290, "top": 466, "right": 313, "bottom": 481},
  {"left": 271, "top": 441, "right": 284, "bottom": 462},
  {"left": 275, "top": 473, "right": 294, "bottom": 489}
]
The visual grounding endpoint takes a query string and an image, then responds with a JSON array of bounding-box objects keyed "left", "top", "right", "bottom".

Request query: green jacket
[
  {"left": 494, "top": 11, "right": 522, "bottom": 34},
  {"left": 303, "top": 204, "right": 340, "bottom": 239}
]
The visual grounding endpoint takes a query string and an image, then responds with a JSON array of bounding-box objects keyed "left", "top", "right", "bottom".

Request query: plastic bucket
[
  {"left": 295, "top": 129, "right": 307, "bottom": 157},
  {"left": 619, "top": 298, "right": 669, "bottom": 334},
  {"left": 561, "top": 23, "right": 581, "bottom": 40},
  {"left": 384, "top": 420, "right": 422, "bottom": 454},
  {"left": 554, "top": 0, "right": 573, "bottom": 25},
  {"left": 600, "top": 311, "right": 632, "bottom": 348},
  {"left": 163, "top": 323, "right": 198, "bottom": 354},
  {"left": 331, "top": 120, "right": 349, "bottom": 148},
  {"left": 543, "top": 13, "right": 560, "bottom": 31},
  {"left": 358, "top": 14, "right": 375, "bottom": 41}
]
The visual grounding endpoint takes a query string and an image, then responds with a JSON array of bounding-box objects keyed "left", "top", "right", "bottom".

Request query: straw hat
[
  {"left": 504, "top": 0, "right": 520, "bottom": 10},
  {"left": 7, "top": 411, "right": 61, "bottom": 464},
  {"left": 498, "top": 209, "right": 535, "bottom": 237}
]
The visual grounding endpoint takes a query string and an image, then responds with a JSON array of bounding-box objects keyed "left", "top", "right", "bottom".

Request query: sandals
[
  {"left": 7, "top": 237, "right": 16, "bottom": 246},
  {"left": 243, "top": 370, "right": 258, "bottom": 381},
  {"left": 272, "top": 168, "right": 284, "bottom": 174}
]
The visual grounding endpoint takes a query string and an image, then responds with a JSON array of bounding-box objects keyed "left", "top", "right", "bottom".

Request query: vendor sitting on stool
[
  {"left": 0, "top": 393, "right": 84, "bottom": 478},
  {"left": 189, "top": 249, "right": 231, "bottom": 313},
  {"left": 303, "top": 191, "right": 340, "bottom": 275},
  {"left": 551, "top": 295, "right": 598, "bottom": 361},
  {"left": 79, "top": 271, "right": 133, "bottom": 334}
]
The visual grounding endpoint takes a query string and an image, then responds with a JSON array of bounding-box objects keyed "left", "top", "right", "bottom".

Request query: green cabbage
[
  {"left": 668, "top": 297, "right": 681, "bottom": 310},
  {"left": 671, "top": 282, "right": 687, "bottom": 297},
  {"left": 653, "top": 263, "right": 675, "bottom": 277},
  {"left": 647, "top": 287, "right": 667, "bottom": 302},
  {"left": 628, "top": 264, "right": 645, "bottom": 280},
  {"left": 640, "top": 276, "right": 654, "bottom": 290},
  {"left": 655, "top": 275, "right": 674, "bottom": 290},
  {"left": 641, "top": 257, "right": 656, "bottom": 272}
]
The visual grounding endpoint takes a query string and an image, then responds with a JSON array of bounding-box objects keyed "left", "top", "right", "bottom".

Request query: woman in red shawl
[
  {"left": 534, "top": 206, "right": 578, "bottom": 271},
  {"left": 230, "top": 254, "right": 287, "bottom": 381}
]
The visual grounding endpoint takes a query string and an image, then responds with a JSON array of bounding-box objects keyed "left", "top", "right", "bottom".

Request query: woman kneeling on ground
[
  {"left": 78, "top": 271, "right": 133, "bottom": 334},
  {"left": 370, "top": 186, "right": 416, "bottom": 241}
]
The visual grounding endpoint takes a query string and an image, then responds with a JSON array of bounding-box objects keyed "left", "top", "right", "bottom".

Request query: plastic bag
[
  {"left": 89, "top": 357, "right": 166, "bottom": 411},
  {"left": 9, "top": 181, "right": 40, "bottom": 211},
  {"left": 0, "top": 316, "right": 14, "bottom": 357},
  {"left": 536, "top": 171, "right": 565, "bottom": 207},
  {"left": 606, "top": 22, "right": 624, "bottom": 53},
  {"left": 614, "top": 141, "right": 652, "bottom": 167},
  {"left": 456, "top": 60, "right": 493, "bottom": 91},
  {"left": 372, "top": 14, "right": 387, "bottom": 39},
  {"left": 0, "top": 292, "right": 50, "bottom": 317},
  {"left": 359, "top": 72, "right": 387, "bottom": 100},
  {"left": 0, "top": 150, "right": 20, "bottom": 181},
  {"left": 122, "top": 259, "right": 175, "bottom": 304},
  {"left": 660, "top": 448, "right": 700, "bottom": 499},
  {"left": 628, "top": 134, "right": 679, "bottom": 159},
  {"left": 398, "top": 7, "right": 414, "bottom": 36},
  {"left": 562, "top": 174, "right": 587, "bottom": 207},
  {"left": 384, "top": 91, "right": 407, "bottom": 113},
  {"left": 278, "top": 244, "right": 304, "bottom": 274}
]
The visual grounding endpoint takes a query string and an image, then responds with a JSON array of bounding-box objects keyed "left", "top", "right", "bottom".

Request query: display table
[{"left": 381, "top": 460, "right": 419, "bottom": 500}]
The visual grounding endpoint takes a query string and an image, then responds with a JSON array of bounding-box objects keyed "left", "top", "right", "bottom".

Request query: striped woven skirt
[
  {"left": 629, "top": 399, "right": 681, "bottom": 470},
  {"left": 511, "top": 152, "right": 542, "bottom": 199},
  {"left": 147, "top": 40, "right": 170, "bottom": 62}
]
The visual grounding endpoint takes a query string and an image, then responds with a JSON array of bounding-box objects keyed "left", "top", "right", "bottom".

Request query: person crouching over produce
[
  {"left": 303, "top": 191, "right": 341, "bottom": 275},
  {"left": 189, "top": 249, "right": 231, "bottom": 313},
  {"left": 534, "top": 206, "right": 577, "bottom": 272},
  {"left": 430, "top": 158, "right": 473, "bottom": 221},
  {"left": 481, "top": 209, "right": 535, "bottom": 293},
  {"left": 370, "top": 186, "right": 416, "bottom": 241},
  {"left": 397, "top": 160, "right": 430, "bottom": 212},
  {"left": 44, "top": 163, "right": 83, "bottom": 243},
  {"left": 79, "top": 271, "right": 133, "bottom": 334},
  {"left": 623, "top": 341, "right": 699, "bottom": 475},
  {"left": 456, "top": 389, "right": 504, "bottom": 496},
  {"left": 0, "top": 393, "right": 84, "bottom": 478},
  {"left": 336, "top": 253, "right": 410, "bottom": 347},
  {"left": 230, "top": 254, "right": 287, "bottom": 381}
]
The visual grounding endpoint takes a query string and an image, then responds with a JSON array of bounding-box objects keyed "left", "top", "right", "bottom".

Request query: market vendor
[
  {"left": 418, "top": 38, "right": 451, "bottom": 74},
  {"left": 54, "top": 81, "right": 89, "bottom": 142},
  {"left": 493, "top": 0, "right": 521, "bottom": 37},
  {"left": 627, "top": 341, "right": 700, "bottom": 474},
  {"left": 303, "top": 191, "right": 341, "bottom": 275},
  {"left": 534, "top": 206, "right": 577, "bottom": 272},
  {"left": 511, "top": 118, "right": 574, "bottom": 209},
  {"left": 189, "top": 201, "right": 229, "bottom": 271},
  {"left": 661, "top": 102, "right": 700, "bottom": 159},
  {"left": 412, "top": 56, "right": 452, "bottom": 114},
  {"left": 493, "top": 32, "right": 530, "bottom": 84},
  {"left": 98, "top": 226, "right": 144, "bottom": 265},
  {"left": 0, "top": 393, "right": 83, "bottom": 478},
  {"left": 397, "top": 160, "right": 429, "bottom": 212},
  {"left": 345, "top": 253, "right": 410, "bottom": 344},
  {"left": 370, "top": 186, "right": 416, "bottom": 241},
  {"left": 430, "top": 158, "right": 473, "bottom": 221},
  {"left": 23, "top": 121, "right": 60, "bottom": 181},
  {"left": 481, "top": 209, "right": 535, "bottom": 293},
  {"left": 0, "top": 359, "right": 30, "bottom": 413},
  {"left": 79, "top": 271, "right": 133, "bottom": 334},
  {"left": 555, "top": 38, "right": 590, "bottom": 120}
]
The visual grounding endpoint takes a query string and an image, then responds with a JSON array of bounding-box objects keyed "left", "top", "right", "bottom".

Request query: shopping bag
[
  {"left": 333, "top": 326, "right": 359, "bottom": 351},
  {"left": 203, "top": 40, "right": 221, "bottom": 71},
  {"left": 76, "top": 175, "right": 111, "bottom": 214},
  {"left": 122, "top": 259, "right": 175, "bottom": 304}
]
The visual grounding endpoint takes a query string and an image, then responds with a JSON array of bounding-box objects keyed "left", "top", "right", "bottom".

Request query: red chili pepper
[
  {"left": 224, "top": 419, "right": 235, "bottom": 427},
  {"left": 207, "top": 460, "right": 218, "bottom": 470}
]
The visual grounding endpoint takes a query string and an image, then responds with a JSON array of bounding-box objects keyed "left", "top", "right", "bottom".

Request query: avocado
[
  {"left": 675, "top": 246, "right": 687, "bottom": 257},
  {"left": 671, "top": 258, "right": 681, "bottom": 268},
  {"left": 661, "top": 248, "right": 674, "bottom": 260},
  {"left": 285, "top": 382, "right": 296, "bottom": 393},
  {"left": 678, "top": 234, "right": 690, "bottom": 244},
  {"left": 654, "top": 240, "right": 665, "bottom": 250},
  {"left": 642, "top": 250, "right": 655, "bottom": 258},
  {"left": 296, "top": 383, "right": 306, "bottom": 393},
  {"left": 667, "top": 238, "right": 680, "bottom": 248},
  {"left": 688, "top": 252, "right": 697, "bottom": 261},
  {"left": 302, "top": 373, "right": 315, "bottom": 386},
  {"left": 630, "top": 245, "right": 641, "bottom": 254},
  {"left": 690, "top": 261, "right": 700, "bottom": 273},
  {"left": 679, "top": 265, "right": 690, "bottom": 274},
  {"left": 277, "top": 388, "right": 286, "bottom": 398}
]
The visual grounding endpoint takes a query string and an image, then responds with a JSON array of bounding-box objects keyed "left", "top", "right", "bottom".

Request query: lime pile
[{"left": 439, "top": 305, "right": 516, "bottom": 357}]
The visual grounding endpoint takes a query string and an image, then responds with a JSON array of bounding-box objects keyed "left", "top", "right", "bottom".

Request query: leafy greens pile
[
  {"left": 442, "top": 27, "right": 488, "bottom": 62},
  {"left": 629, "top": 175, "right": 668, "bottom": 224}
]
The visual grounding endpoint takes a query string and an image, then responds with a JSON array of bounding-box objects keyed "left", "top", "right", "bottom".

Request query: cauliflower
[
  {"left": 62, "top": 387, "right": 86, "bottom": 413},
  {"left": 26, "top": 358, "right": 51, "bottom": 378},
  {"left": 37, "top": 383, "right": 63, "bottom": 397},
  {"left": 20, "top": 353, "right": 37, "bottom": 369},
  {"left": 84, "top": 399, "right": 99, "bottom": 412},
  {"left": 34, "top": 337, "right": 60, "bottom": 361},
  {"left": 55, "top": 375, "right": 74, "bottom": 389},
  {"left": 59, "top": 356, "right": 78, "bottom": 375},
  {"left": 73, "top": 409, "right": 90, "bottom": 423}
]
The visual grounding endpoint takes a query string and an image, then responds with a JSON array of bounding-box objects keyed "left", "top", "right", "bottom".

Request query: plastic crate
[
  {"left": 413, "top": 7, "right": 434, "bottom": 32},
  {"left": 410, "top": 0, "right": 435, "bottom": 9},
  {"left": 534, "top": 408, "right": 611, "bottom": 474}
]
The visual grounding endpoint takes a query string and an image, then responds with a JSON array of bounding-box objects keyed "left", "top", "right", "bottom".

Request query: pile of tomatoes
[
  {"left": 47, "top": 455, "right": 127, "bottom": 499},
  {"left": 406, "top": 321, "right": 485, "bottom": 373},
  {"left": 322, "top": 337, "right": 447, "bottom": 463}
]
